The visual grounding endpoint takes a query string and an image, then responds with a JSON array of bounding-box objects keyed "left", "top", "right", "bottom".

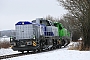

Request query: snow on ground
[
  {"left": 0, "top": 48, "right": 19, "bottom": 56},
  {"left": 0, "top": 37, "right": 90, "bottom": 60},
  {"left": 1, "top": 48, "right": 90, "bottom": 60},
  {"left": 0, "top": 37, "right": 19, "bottom": 56}
]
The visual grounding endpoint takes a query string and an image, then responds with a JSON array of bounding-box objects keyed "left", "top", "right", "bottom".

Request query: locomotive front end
[{"left": 10, "top": 21, "right": 38, "bottom": 52}]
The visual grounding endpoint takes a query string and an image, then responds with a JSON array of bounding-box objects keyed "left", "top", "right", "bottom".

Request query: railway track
[
  {"left": 0, "top": 50, "right": 50, "bottom": 59},
  {"left": 0, "top": 52, "right": 35, "bottom": 59},
  {"left": 0, "top": 47, "right": 63, "bottom": 59}
]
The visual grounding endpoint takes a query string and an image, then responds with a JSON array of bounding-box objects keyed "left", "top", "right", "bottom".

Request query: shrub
[
  {"left": 0, "top": 40, "right": 10, "bottom": 48},
  {"left": 68, "top": 42, "right": 81, "bottom": 50}
]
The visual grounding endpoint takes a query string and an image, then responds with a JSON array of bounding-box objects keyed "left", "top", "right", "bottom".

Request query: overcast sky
[{"left": 0, "top": 0, "right": 67, "bottom": 31}]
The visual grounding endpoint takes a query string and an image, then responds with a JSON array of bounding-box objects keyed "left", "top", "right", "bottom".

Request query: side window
[
  {"left": 46, "top": 20, "right": 51, "bottom": 26},
  {"left": 40, "top": 20, "right": 51, "bottom": 26},
  {"left": 40, "top": 20, "right": 42, "bottom": 24},
  {"left": 54, "top": 23, "right": 57, "bottom": 27},
  {"left": 49, "top": 21, "right": 54, "bottom": 26},
  {"left": 59, "top": 25, "right": 62, "bottom": 30}
]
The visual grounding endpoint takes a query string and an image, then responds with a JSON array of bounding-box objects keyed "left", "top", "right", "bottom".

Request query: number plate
[{"left": 20, "top": 45, "right": 25, "bottom": 47}]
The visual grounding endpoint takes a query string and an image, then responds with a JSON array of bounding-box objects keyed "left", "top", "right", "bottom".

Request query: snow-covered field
[
  {"left": 0, "top": 48, "right": 19, "bottom": 56},
  {"left": 0, "top": 37, "right": 90, "bottom": 60},
  {"left": 0, "top": 48, "right": 89, "bottom": 60}
]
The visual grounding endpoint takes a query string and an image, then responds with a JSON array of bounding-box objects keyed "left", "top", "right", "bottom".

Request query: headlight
[
  {"left": 10, "top": 38, "right": 13, "bottom": 41},
  {"left": 10, "top": 37, "right": 14, "bottom": 41},
  {"left": 33, "top": 35, "right": 35, "bottom": 39}
]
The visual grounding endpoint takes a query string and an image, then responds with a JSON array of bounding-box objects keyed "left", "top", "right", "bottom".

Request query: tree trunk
[{"left": 81, "top": 3, "right": 90, "bottom": 50}]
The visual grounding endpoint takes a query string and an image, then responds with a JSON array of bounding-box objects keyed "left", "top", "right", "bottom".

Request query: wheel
[
  {"left": 61, "top": 39, "right": 65, "bottom": 46},
  {"left": 27, "top": 51, "right": 29, "bottom": 53},
  {"left": 38, "top": 49, "right": 42, "bottom": 52},
  {"left": 51, "top": 47, "right": 53, "bottom": 50},
  {"left": 48, "top": 47, "right": 52, "bottom": 51},
  {"left": 56, "top": 45, "right": 59, "bottom": 49},
  {"left": 59, "top": 45, "right": 61, "bottom": 48},
  {"left": 64, "top": 39, "right": 70, "bottom": 47},
  {"left": 20, "top": 51, "right": 24, "bottom": 53},
  {"left": 33, "top": 49, "right": 38, "bottom": 53}
]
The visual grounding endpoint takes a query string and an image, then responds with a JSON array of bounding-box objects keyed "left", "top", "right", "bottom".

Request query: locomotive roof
[{"left": 15, "top": 21, "right": 32, "bottom": 25}]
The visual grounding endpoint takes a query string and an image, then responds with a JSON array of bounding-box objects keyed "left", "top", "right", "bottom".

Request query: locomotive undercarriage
[{"left": 10, "top": 36, "right": 62, "bottom": 53}]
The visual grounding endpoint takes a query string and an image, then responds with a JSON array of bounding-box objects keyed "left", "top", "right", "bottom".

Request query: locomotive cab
[{"left": 32, "top": 18, "right": 54, "bottom": 26}]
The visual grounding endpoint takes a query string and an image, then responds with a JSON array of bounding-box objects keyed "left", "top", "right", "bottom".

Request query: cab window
[{"left": 40, "top": 20, "right": 51, "bottom": 26}]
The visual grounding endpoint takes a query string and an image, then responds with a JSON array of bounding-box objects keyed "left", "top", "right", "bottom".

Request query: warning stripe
[
  {"left": 58, "top": 40, "right": 61, "bottom": 44},
  {"left": 33, "top": 41, "right": 37, "bottom": 46},
  {"left": 10, "top": 45, "right": 13, "bottom": 48}
]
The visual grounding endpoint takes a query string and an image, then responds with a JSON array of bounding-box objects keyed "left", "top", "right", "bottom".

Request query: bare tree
[
  {"left": 58, "top": 13, "right": 82, "bottom": 41},
  {"left": 58, "top": 0, "right": 90, "bottom": 50},
  {"left": 45, "top": 15, "right": 55, "bottom": 22}
]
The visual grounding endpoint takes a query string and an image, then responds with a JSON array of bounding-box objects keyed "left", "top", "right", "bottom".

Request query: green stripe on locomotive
[{"left": 54, "top": 22, "right": 70, "bottom": 39}]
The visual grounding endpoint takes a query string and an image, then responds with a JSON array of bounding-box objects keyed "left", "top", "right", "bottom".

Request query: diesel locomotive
[{"left": 10, "top": 18, "right": 70, "bottom": 53}]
